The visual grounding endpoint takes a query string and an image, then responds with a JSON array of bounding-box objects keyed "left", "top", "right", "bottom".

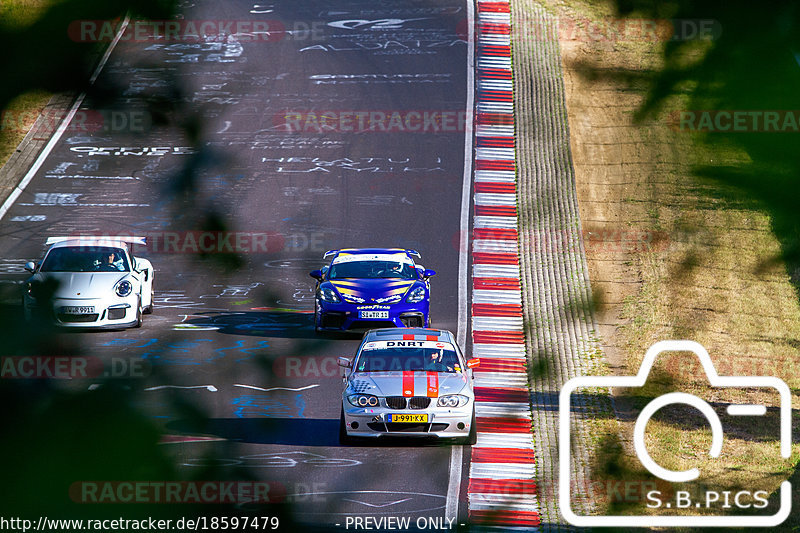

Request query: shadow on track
[
  {"left": 182, "top": 310, "right": 316, "bottom": 339},
  {"left": 166, "top": 417, "right": 456, "bottom": 448},
  {"left": 181, "top": 311, "right": 364, "bottom": 340}
]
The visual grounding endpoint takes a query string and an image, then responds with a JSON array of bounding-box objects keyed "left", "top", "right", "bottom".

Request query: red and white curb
[{"left": 468, "top": 0, "right": 540, "bottom": 529}]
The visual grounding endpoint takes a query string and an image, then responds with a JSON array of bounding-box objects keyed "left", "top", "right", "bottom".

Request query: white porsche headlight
[{"left": 115, "top": 279, "right": 133, "bottom": 297}]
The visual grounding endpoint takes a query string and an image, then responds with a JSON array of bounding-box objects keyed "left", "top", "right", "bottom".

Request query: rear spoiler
[
  {"left": 323, "top": 249, "right": 421, "bottom": 259},
  {"left": 46, "top": 236, "right": 147, "bottom": 246}
]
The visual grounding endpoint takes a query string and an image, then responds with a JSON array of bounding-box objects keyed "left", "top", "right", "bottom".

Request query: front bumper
[
  {"left": 317, "top": 300, "right": 428, "bottom": 331},
  {"left": 24, "top": 295, "right": 139, "bottom": 329},
  {"left": 342, "top": 402, "right": 473, "bottom": 439}
]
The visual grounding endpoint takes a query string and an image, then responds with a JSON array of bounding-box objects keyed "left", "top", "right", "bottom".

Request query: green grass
[
  {"left": 539, "top": 0, "right": 800, "bottom": 526},
  {"left": 0, "top": 0, "right": 51, "bottom": 27},
  {"left": 0, "top": 1, "right": 55, "bottom": 169},
  {"left": 0, "top": 90, "right": 53, "bottom": 169}
]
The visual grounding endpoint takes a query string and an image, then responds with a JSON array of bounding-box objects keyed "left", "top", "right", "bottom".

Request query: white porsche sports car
[{"left": 23, "top": 236, "right": 154, "bottom": 329}]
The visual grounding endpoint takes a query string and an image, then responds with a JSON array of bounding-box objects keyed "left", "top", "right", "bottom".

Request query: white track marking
[
  {"left": 447, "top": 0, "right": 476, "bottom": 524},
  {"left": 144, "top": 385, "right": 218, "bottom": 392},
  {"left": 342, "top": 498, "right": 413, "bottom": 508},
  {"left": 233, "top": 384, "right": 319, "bottom": 392}
]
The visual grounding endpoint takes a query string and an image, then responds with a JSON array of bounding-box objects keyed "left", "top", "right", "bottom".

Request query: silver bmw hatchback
[{"left": 338, "top": 328, "right": 479, "bottom": 444}]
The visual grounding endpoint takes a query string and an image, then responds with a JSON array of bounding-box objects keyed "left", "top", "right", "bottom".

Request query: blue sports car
[{"left": 309, "top": 248, "right": 436, "bottom": 332}]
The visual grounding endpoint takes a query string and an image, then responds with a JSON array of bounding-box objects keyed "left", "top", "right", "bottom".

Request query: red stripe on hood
[
  {"left": 402, "top": 371, "right": 414, "bottom": 397},
  {"left": 426, "top": 372, "right": 439, "bottom": 398}
]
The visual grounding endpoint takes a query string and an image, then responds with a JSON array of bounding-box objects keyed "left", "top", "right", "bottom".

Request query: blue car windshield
[
  {"left": 355, "top": 348, "right": 460, "bottom": 373},
  {"left": 40, "top": 246, "right": 130, "bottom": 273},
  {"left": 328, "top": 260, "right": 416, "bottom": 280}
]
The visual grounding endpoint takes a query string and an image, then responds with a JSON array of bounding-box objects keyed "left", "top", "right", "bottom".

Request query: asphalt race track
[{"left": 0, "top": 0, "right": 474, "bottom": 529}]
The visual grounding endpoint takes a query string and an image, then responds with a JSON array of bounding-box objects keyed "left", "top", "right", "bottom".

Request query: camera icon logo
[{"left": 559, "top": 340, "right": 792, "bottom": 527}]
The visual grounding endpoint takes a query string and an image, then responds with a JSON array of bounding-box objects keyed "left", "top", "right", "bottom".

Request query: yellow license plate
[{"left": 388, "top": 414, "right": 428, "bottom": 423}]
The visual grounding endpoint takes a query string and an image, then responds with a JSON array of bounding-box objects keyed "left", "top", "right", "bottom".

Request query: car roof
[
  {"left": 48, "top": 239, "right": 130, "bottom": 251},
  {"left": 363, "top": 328, "right": 455, "bottom": 343},
  {"left": 45, "top": 236, "right": 146, "bottom": 250},
  {"left": 325, "top": 248, "right": 420, "bottom": 260}
]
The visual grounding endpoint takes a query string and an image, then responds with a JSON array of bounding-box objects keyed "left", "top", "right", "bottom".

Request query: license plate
[
  {"left": 359, "top": 310, "right": 389, "bottom": 319},
  {"left": 388, "top": 414, "right": 428, "bottom": 423},
  {"left": 61, "top": 306, "right": 95, "bottom": 314}
]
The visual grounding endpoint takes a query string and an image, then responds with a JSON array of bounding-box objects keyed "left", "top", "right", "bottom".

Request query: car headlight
[
  {"left": 437, "top": 395, "right": 470, "bottom": 408},
  {"left": 347, "top": 394, "right": 380, "bottom": 407},
  {"left": 319, "top": 287, "right": 340, "bottom": 303},
  {"left": 406, "top": 286, "right": 426, "bottom": 303},
  {"left": 115, "top": 279, "right": 133, "bottom": 297},
  {"left": 26, "top": 282, "right": 36, "bottom": 297}
]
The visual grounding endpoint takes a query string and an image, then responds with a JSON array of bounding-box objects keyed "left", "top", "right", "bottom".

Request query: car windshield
[
  {"left": 355, "top": 347, "right": 461, "bottom": 373},
  {"left": 328, "top": 260, "right": 416, "bottom": 280},
  {"left": 40, "top": 246, "right": 130, "bottom": 273}
]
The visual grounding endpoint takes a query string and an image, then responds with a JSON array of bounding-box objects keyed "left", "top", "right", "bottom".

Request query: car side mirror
[
  {"left": 24, "top": 261, "right": 36, "bottom": 273},
  {"left": 337, "top": 357, "right": 352, "bottom": 368},
  {"left": 423, "top": 269, "right": 436, "bottom": 279},
  {"left": 466, "top": 358, "right": 480, "bottom": 369},
  {"left": 310, "top": 269, "right": 323, "bottom": 280}
]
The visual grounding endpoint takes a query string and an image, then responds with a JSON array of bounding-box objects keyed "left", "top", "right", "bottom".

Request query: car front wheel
[
  {"left": 143, "top": 288, "right": 154, "bottom": 314},
  {"left": 133, "top": 298, "right": 143, "bottom": 328},
  {"left": 314, "top": 301, "right": 322, "bottom": 334}
]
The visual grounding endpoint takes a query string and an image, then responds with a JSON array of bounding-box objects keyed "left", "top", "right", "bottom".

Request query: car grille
[
  {"left": 320, "top": 313, "right": 346, "bottom": 329},
  {"left": 385, "top": 396, "right": 406, "bottom": 410},
  {"left": 385, "top": 423, "right": 429, "bottom": 432},
  {"left": 384, "top": 397, "right": 431, "bottom": 410},
  {"left": 408, "top": 397, "right": 431, "bottom": 409},
  {"left": 57, "top": 313, "right": 99, "bottom": 323},
  {"left": 107, "top": 307, "right": 127, "bottom": 320},
  {"left": 399, "top": 313, "right": 424, "bottom": 327}
]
